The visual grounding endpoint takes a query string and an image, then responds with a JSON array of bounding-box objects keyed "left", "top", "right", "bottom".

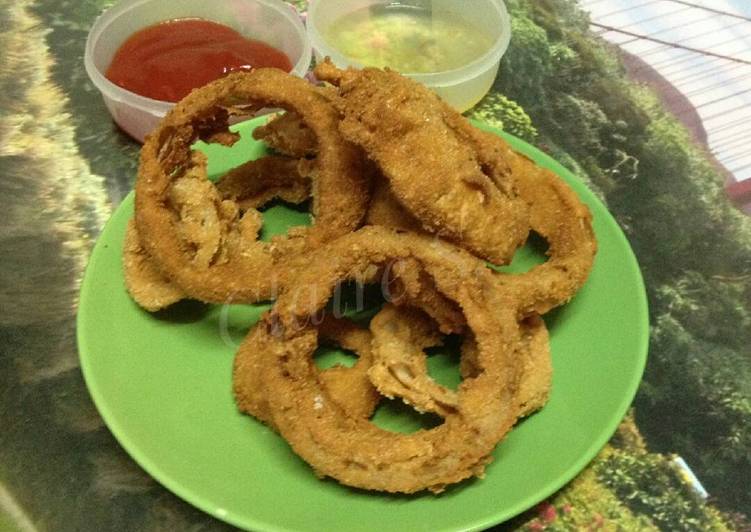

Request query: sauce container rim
[
  {"left": 84, "top": 0, "right": 312, "bottom": 115},
  {"left": 306, "top": 0, "right": 511, "bottom": 85}
]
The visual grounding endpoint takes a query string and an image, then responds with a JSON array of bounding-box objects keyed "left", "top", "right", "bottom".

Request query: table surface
[{"left": 1, "top": 1, "right": 749, "bottom": 531}]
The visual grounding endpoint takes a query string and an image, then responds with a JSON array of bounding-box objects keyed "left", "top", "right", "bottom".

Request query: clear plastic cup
[
  {"left": 85, "top": 0, "right": 312, "bottom": 142},
  {"left": 306, "top": 0, "right": 511, "bottom": 112}
]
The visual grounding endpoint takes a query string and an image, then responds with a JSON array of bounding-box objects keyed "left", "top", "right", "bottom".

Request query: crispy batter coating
[
  {"left": 360, "top": 109, "right": 597, "bottom": 316},
  {"left": 316, "top": 316, "right": 382, "bottom": 421},
  {"left": 461, "top": 315, "right": 551, "bottom": 418},
  {"left": 237, "top": 226, "right": 525, "bottom": 493},
  {"left": 123, "top": 219, "right": 185, "bottom": 311},
  {"left": 385, "top": 257, "right": 466, "bottom": 335},
  {"left": 124, "top": 154, "right": 311, "bottom": 311},
  {"left": 364, "top": 173, "right": 423, "bottom": 232},
  {"left": 431, "top": 112, "right": 597, "bottom": 315},
  {"left": 370, "top": 306, "right": 551, "bottom": 420},
  {"left": 253, "top": 111, "right": 318, "bottom": 158},
  {"left": 368, "top": 304, "right": 456, "bottom": 416},
  {"left": 498, "top": 153, "right": 598, "bottom": 316},
  {"left": 514, "top": 315, "right": 553, "bottom": 416},
  {"left": 315, "top": 59, "right": 529, "bottom": 265},
  {"left": 233, "top": 315, "right": 380, "bottom": 427},
  {"left": 215, "top": 155, "right": 310, "bottom": 209},
  {"left": 135, "top": 68, "right": 369, "bottom": 304},
  {"left": 126, "top": 64, "right": 598, "bottom": 496}
]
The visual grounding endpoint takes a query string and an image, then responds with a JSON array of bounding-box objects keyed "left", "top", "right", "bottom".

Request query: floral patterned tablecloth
[{"left": 0, "top": 0, "right": 748, "bottom": 530}]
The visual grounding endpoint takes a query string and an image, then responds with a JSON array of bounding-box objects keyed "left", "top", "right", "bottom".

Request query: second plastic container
[{"left": 306, "top": 0, "right": 511, "bottom": 112}]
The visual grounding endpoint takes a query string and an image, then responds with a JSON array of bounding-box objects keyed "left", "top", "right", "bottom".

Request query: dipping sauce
[
  {"left": 106, "top": 18, "right": 293, "bottom": 102},
  {"left": 323, "top": 5, "right": 494, "bottom": 73}
]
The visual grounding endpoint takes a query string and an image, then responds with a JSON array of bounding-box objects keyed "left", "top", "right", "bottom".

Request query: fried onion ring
[
  {"left": 236, "top": 226, "right": 525, "bottom": 493},
  {"left": 435, "top": 113, "right": 597, "bottom": 315},
  {"left": 315, "top": 60, "right": 529, "bottom": 266},
  {"left": 124, "top": 154, "right": 312, "bottom": 311},
  {"left": 497, "top": 152, "right": 597, "bottom": 316},
  {"left": 135, "top": 68, "right": 369, "bottom": 304},
  {"left": 314, "top": 60, "right": 596, "bottom": 316},
  {"left": 366, "top": 146, "right": 597, "bottom": 316}
]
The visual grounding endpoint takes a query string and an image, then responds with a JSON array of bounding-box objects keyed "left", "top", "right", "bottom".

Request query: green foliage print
[
  {"left": 467, "top": 93, "right": 538, "bottom": 143},
  {"left": 494, "top": 0, "right": 751, "bottom": 522},
  {"left": 597, "top": 450, "right": 732, "bottom": 531}
]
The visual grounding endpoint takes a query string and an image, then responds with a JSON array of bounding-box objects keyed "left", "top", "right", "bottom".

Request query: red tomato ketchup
[{"left": 105, "top": 18, "right": 293, "bottom": 102}]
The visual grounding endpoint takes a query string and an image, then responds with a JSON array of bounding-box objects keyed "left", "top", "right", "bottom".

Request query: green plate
[{"left": 77, "top": 117, "right": 648, "bottom": 532}]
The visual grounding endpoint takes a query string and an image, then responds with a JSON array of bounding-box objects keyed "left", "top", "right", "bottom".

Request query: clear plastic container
[
  {"left": 85, "top": 0, "right": 312, "bottom": 142},
  {"left": 306, "top": 0, "right": 511, "bottom": 112}
]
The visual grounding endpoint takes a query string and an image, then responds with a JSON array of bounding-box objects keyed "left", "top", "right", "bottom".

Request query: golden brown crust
[
  {"left": 215, "top": 154, "right": 310, "bottom": 209},
  {"left": 122, "top": 219, "right": 185, "bottom": 311},
  {"left": 236, "top": 226, "right": 525, "bottom": 494},
  {"left": 315, "top": 60, "right": 530, "bottom": 265},
  {"left": 316, "top": 316, "right": 382, "bottom": 420},
  {"left": 135, "top": 68, "right": 369, "bottom": 304},
  {"left": 364, "top": 173, "right": 423, "bottom": 232},
  {"left": 369, "top": 308, "right": 552, "bottom": 422},
  {"left": 253, "top": 111, "right": 318, "bottom": 158},
  {"left": 314, "top": 60, "right": 596, "bottom": 317},
  {"left": 126, "top": 63, "right": 598, "bottom": 496},
  {"left": 233, "top": 315, "right": 380, "bottom": 427},
  {"left": 368, "top": 304, "right": 456, "bottom": 416},
  {"left": 496, "top": 152, "right": 598, "bottom": 316},
  {"left": 125, "top": 154, "right": 312, "bottom": 311},
  {"left": 461, "top": 315, "right": 552, "bottom": 417}
]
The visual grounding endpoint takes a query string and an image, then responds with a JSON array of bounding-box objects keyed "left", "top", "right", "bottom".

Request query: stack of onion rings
[{"left": 123, "top": 64, "right": 597, "bottom": 494}]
